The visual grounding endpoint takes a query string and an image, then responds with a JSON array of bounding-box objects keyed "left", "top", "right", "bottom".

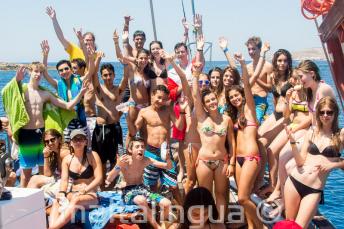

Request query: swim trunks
[
  {"left": 123, "top": 184, "right": 164, "bottom": 205},
  {"left": 253, "top": 95, "right": 268, "bottom": 125}
]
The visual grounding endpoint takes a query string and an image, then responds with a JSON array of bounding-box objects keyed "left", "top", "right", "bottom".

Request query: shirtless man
[
  {"left": 4, "top": 64, "right": 86, "bottom": 187},
  {"left": 91, "top": 62, "right": 128, "bottom": 188},
  {"left": 122, "top": 15, "right": 146, "bottom": 59},
  {"left": 245, "top": 36, "right": 273, "bottom": 125},
  {"left": 126, "top": 85, "right": 187, "bottom": 204},
  {"left": 106, "top": 137, "right": 173, "bottom": 229}
]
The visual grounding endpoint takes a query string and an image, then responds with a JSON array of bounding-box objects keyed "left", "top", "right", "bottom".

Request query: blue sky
[{"left": 0, "top": 0, "right": 322, "bottom": 62}]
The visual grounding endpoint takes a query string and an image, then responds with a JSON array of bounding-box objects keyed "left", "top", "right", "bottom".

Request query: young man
[
  {"left": 106, "top": 137, "right": 173, "bottom": 229},
  {"left": 245, "top": 36, "right": 273, "bottom": 124},
  {"left": 91, "top": 62, "right": 128, "bottom": 188},
  {"left": 2, "top": 63, "right": 86, "bottom": 187},
  {"left": 126, "top": 85, "right": 187, "bottom": 204}
]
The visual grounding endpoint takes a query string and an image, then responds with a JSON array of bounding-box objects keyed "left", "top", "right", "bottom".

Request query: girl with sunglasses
[
  {"left": 284, "top": 96, "right": 344, "bottom": 228},
  {"left": 49, "top": 129, "right": 102, "bottom": 229},
  {"left": 27, "top": 129, "right": 67, "bottom": 191}
]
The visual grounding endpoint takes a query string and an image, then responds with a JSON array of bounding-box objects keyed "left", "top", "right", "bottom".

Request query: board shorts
[
  {"left": 123, "top": 184, "right": 164, "bottom": 205},
  {"left": 17, "top": 128, "right": 44, "bottom": 169}
]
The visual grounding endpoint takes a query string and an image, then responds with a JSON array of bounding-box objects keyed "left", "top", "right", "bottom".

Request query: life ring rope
[{"left": 301, "top": 0, "right": 335, "bottom": 20}]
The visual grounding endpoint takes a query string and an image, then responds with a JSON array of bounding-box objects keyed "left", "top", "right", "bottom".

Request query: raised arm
[
  {"left": 74, "top": 27, "right": 89, "bottom": 64},
  {"left": 218, "top": 37, "right": 236, "bottom": 68},
  {"left": 171, "top": 97, "right": 187, "bottom": 130},
  {"left": 47, "top": 80, "right": 87, "bottom": 110},
  {"left": 40, "top": 40, "right": 58, "bottom": 88},
  {"left": 80, "top": 46, "right": 96, "bottom": 82},
  {"left": 234, "top": 53, "right": 256, "bottom": 120},
  {"left": 249, "top": 42, "right": 270, "bottom": 87},
  {"left": 46, "top": 6, "right": 71, "bottom": 50},
  {"left": 226, "top": 117, "right": 236, "bottom": 177},
  {"left": 191, "top": 63, "right": 207, "bottom": 121},
  {"left": 181, "top": 17, "right": 189, "bottom": 44},
  {"left": 196, "top": 34, "right": 205, "bottom": 68},
  {"left": 123, "top": 16, "right": 134, "bottom": 57}
]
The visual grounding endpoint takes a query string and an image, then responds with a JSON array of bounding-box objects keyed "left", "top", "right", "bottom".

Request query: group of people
[{"left": 1, "top": 6, "right": 344, "bottom": 229}]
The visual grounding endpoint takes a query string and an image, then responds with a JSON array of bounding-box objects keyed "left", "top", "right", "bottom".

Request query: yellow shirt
[{"left": 65, "top": 42, "right": 85, "bottom": 61}]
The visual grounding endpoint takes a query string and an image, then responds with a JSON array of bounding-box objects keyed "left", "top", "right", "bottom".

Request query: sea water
[{"left": 0, "top": 61, "right": 343, "bottom": 228}]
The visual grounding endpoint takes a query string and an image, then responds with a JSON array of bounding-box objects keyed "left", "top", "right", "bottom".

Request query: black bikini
[
  {"left": 289, "top": 131, "right": 341, "bottom": 204},
  {"left": 271, "top": 82, "right": 292, "bottom": 121},
  {"left": 68, "top": 154, "right": 94, "bottom": 180}
]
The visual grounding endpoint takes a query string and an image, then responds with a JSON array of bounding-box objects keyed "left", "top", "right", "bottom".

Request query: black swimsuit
[
  {"left": 68, "top": 154, "right": 94, "bottom": 180},
  {"left": 289, "top": 131, "right": 341, "bottom": 204},
  {"left": 271, "top": 82, "right": 292, "bottom": 120}
]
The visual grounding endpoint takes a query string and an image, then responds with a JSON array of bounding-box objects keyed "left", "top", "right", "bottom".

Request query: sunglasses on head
[
  {"left": 58, "top": 67, "right": 70, "bottom": 73},
  {"left": 198, "top": 80, "right": 210, "bottom": 86},
  {"left": 72, "top": 136, "right": 86, "bottom": 143},
  {"left": 319, "top": 110, "right": 334, "bottom": 116},
  {"left": 44, "top": 137, "right": 56, "bottom": 145}
]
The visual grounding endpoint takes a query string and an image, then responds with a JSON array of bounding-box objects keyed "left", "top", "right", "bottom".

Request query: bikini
[
  {"left": 130, "top": 75, "right": 150, "bottom": 89},
  {"left": 234, "top": 120, "right": 261, "bottom": 167},
  {"left": 196, "top": 125, "right": 228, "bottom": 170},
  {"left": 289, "top": 98, "right": 309, "bottom": 130},
  {"left": 271, "top": 82, "right": 293, "bottom": 120},
  {"left": 68, "top": 154, "right": 94, "bottom": 180},
  {"left": 289, "top": 130, "right": 341, "bottom": 204}
]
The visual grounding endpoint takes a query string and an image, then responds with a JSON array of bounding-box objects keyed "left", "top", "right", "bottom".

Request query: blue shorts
[
  {"left": 17, "top": 128, "right": 44, "bottom": 169},
  {"left": 143, "top": 145, "right": 177, "bottom": 188},
  {"left": 253, "top": 95, "right": 268, "bottom": 125}
]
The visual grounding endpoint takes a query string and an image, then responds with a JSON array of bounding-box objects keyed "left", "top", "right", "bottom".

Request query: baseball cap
[{"left": 70, "top": 129, "right": 87, "bottom": 140}]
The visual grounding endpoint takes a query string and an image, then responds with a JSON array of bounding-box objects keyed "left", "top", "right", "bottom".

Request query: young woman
[
  {"left": 192, "top": 61, "right": 235, "bottom": 218},
  {"left": 257, "top": 49, "right": 293, "bottom": 194},
  {"left": 208, "top": 67, "right": 224, "bottom": 108},
  {"left": 284, "top": 96, "right": 344, "bottom": 228},
  {"left": 27, "top": 129, "right": 68, "bottom": 191},
  {"left": 149, "top": 40, "right": 169, "bottom": 85},
  {"left": 49, "top": 129, "right": 102, "bottom": 229},
  {"left": 226, "top": 46, "right": 268, "bottom": 228}
]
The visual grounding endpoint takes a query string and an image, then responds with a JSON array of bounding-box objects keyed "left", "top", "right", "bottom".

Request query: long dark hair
[
  {"left": 225, "top": 85, "right": 245, "bottom": 124},
  {"left": 136, "top": 49, "right": 156, "bottom": 79},
  {"left": 272, "top": 49, "right": 293, "bottom": 85},
  {"left": 149, "top": 41, "right": 165, "bottom": 65},
  {"left": 208, "top": 67, "right": 224, "bottom": 96},
  {"left": 43, "top": 129, "right": 62, "bottom": 172},
  {"left": 179, "top": 187, "right": 219, "bottom": 229},
  {"left": 223, "top": 66, "right": 241, "bottom": 87}
]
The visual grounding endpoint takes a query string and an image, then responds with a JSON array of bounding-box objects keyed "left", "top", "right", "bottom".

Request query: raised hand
[
  {"left": 234, "top": 53, "right": 245, "bottom": 63},
  {"left": 261, "top": 42, "right": 270, "bottom": 54},
  {"left": 182, "top": 17, "right": 189, "bottom": 31},
  {"left": 124, "top": 15, "right": 133, "bottom": 24},
  {"left": 113, "top": 29, "right": 119, "bottom": 42},
  {"left": 96, "top": 51, "right": 105, "bottom": 59},
  {"left": 80, "top": 79, "right": 90, "bottom": 95},
  {"left": 86, "top": 46, "right": 95, "bottom": 58},
  {"left": 218, "top": 37, "right": 228, "bottom": 50},
  {"left": 160, "top": 50, "right": 174, "bottom": 62},
  {"left": 178, "top": 96, "right": 189, "bottom": 112},
  {"left": 15, "top": 66, "right": 26, "bottom": 82},
  {"left": 73, "top": 27, "right": 83, "bottom": 41},
  {"left": 40, "top": 40, "right": 50, "bottom": 56},
  {"left": 193, "top": 14, "right": 202, "bottom": 31},
  {"left": 192, "top": 61, "right": 203, "bottom": 75},
  {"left": 46, "top": 6, "right": 56, "bottom": 20},
  {"left": 196, "top": 34, "right": 205, "bottom": 50}
]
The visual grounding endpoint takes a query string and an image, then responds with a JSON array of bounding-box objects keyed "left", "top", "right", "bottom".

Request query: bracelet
[
  {"left": 180, "top": 111, "right": 186, "bottom": 114},
  {"left": 223, "top": 47, "right": 229, "bottom": 53},
  {"left": 290, "top": 141, "right": 298, "bottom": 145},
  {"left": 114, "top": 165, "right": 121, "bottom": 171},
  {"left": 230, "top": 164, "right": 235, "bottom": 166},
  {"left": 59, "top": 191, "right": 67, "bottom": 196},
  {"left": 197, "top": 49, "right": 203, "bottom": 52}
]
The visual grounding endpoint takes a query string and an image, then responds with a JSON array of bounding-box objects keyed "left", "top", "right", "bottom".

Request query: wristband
[
  {"left": 290, "top": 141, "right": 297, "bottom": 145},
  {"left": 197, "top": 49, "right": 203, "bottom": 52},
  {"left": 59, "top": 191, "right": 67, "bottom": 196},
  {"left": 223, "top": 47, "right": 229, "bottom": 53},
  {"left": 114, "top": 165, "right": 121, "bottom": 171},
  {"left": 180, "top": 111, "right": 186, "bottom": 114},
  {"left": 230, "top": 164, "right": 235, "bottom": 166}
]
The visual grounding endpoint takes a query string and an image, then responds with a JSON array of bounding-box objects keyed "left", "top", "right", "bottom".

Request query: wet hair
[
  {"left": 225, "top": 85, "right": 245, "bottom": 123},
  {"left": 71, "top": 58, "right": 86, "bottom": 69},
  {"left": 179, "top": 187, "right": 219, "bottom": 229},
  {"left": 133, "top": 30, "right": 146, "bottom": 40},
  {"left": 174, "top": 42, "right": 188, "bottom": 52},
  {"left": 43, "top": 129, "right": 62, "bottom": 173},
  {"left": 245, "top": 36, "right": 262, "bottom": 49},
  {"left": 100, "top": 63, "right": 115, "bottom": 75},
  {"left": 272, "top": 49, "right": 293, "bottom": 84},
  {"left": 136, "top": 49, "right": 156, "bottom": 79},
  {"left": 28, "top": 62, "right": 46, "bottom": 73},
  {"left": 208, "top": 67, "right": 223, "bottom": 96},
  {"left": 222, "top": 66, "right": 241, "bottom": 87},
  {"left": 128, "top": 136, "right": 145, "bottom": 151},
  {"left": 149, "top": 41, "right": 165, "bottom": 65},
  {"left": 152, "top": 84, "right": 170, "bottom": 95},
  {"left": 315, "top": 96, "right": 341, "bottom": 151},
  {"left": 297, "top": 60, "right": 321, "bottom": 102},
  {"left": 56, "top": 60, "right": 72, "bottom": 70}
]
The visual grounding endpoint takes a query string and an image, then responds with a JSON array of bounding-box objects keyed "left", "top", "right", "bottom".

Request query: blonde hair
[{"left": 28, "top": 62, "right": 46, "bottom": 73}]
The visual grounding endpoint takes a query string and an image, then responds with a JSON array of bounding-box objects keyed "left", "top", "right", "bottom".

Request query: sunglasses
[
  {"left": 319, "top": 110, "right": 334, "bottom": 116},
  {"left": 198, "top": 80, "right": 210, "bottom": 86},
  {"left": 44, "top": 137, "right": 56, "bottom": 145},
  {"left": 72, "top": 136, "right": 87, "bottom": 143},
  {"left": 58, "top": 67, "right": 70, "bottom": 73}
]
